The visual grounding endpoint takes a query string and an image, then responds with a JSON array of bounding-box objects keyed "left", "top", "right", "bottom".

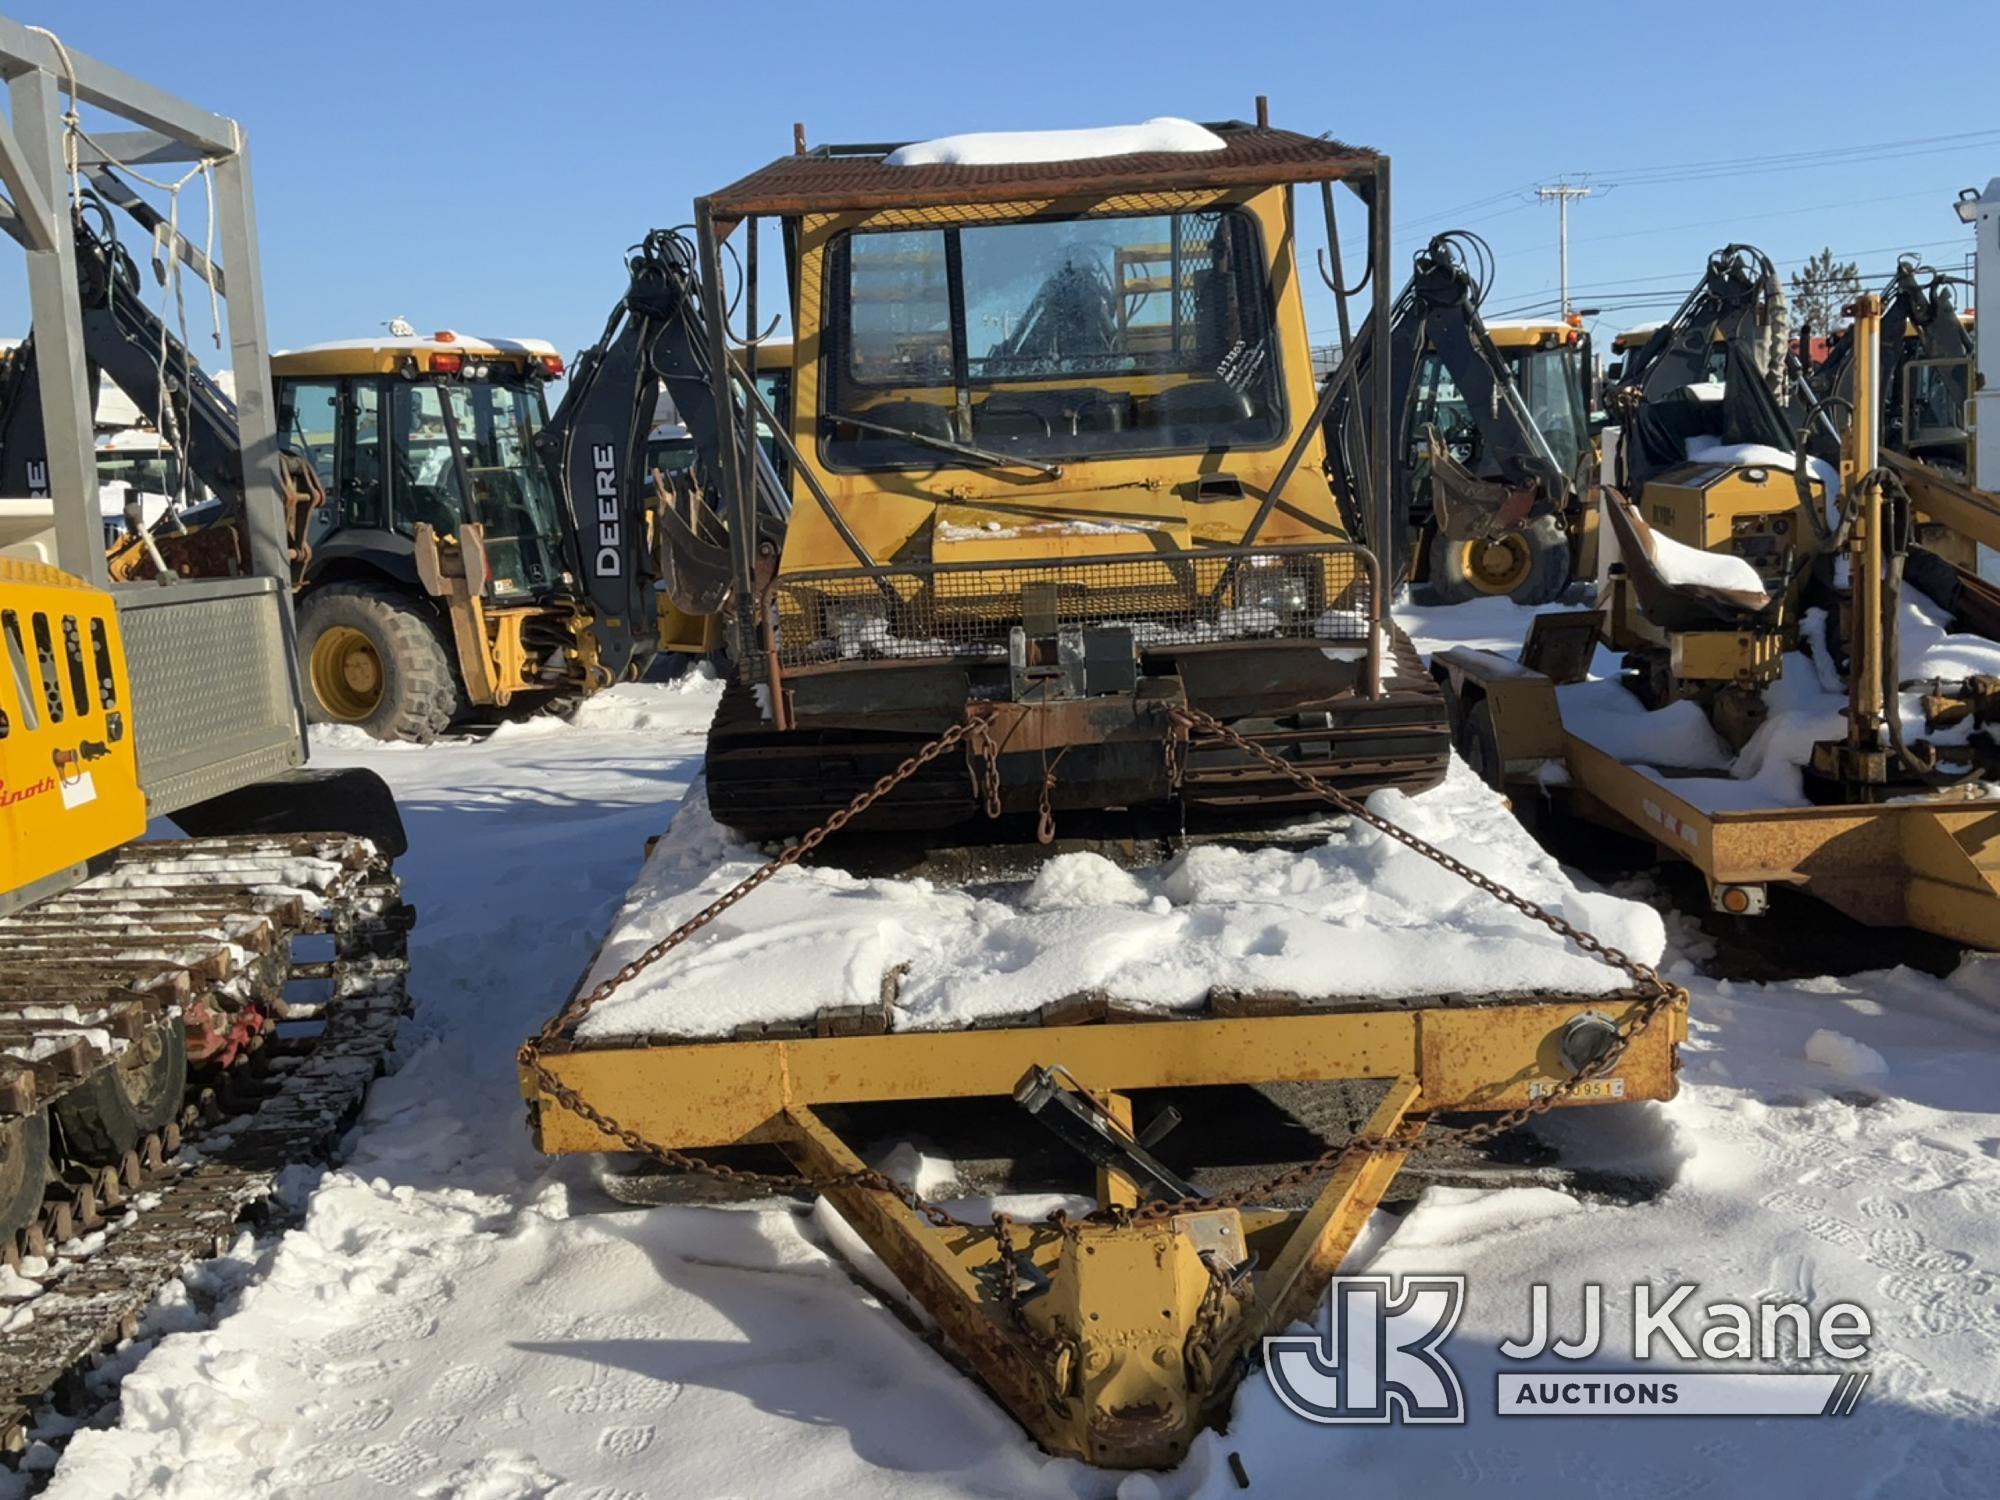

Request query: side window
[
  {"left": 389, "top": 384, "right": 462, "bottom": 538},
  {"left": 280, "top": 381, "right": 340, "bottom": 488},
  {"left": 1411, "top": 354, "right": 1474, "bottom": 463},
  {"left": 843, "top": 230, "right": 952, "bottom": 384},
  {"left": 345, "top": 383, "right": 385, "bottom": 529}
]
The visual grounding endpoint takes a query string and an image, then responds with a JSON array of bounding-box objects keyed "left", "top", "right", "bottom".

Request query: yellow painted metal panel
[
  {"left": 527, "top": 995, "right": 1683, "bottom": 1155},
  {"left": 0, "top": 563, "right": 148, "bottom": 901}
]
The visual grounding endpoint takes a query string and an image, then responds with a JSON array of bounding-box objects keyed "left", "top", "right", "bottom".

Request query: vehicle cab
[
  {"left": 1481, "top": 317, "right": 1594, "bottom": 485},
  {"left": 273, "top": 333, "right": 571, "bottom": 602},
  {"left": 693, "top": 119, "right": 1451, "bottom": 839}
]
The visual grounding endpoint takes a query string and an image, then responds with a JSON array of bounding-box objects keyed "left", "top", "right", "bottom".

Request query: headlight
[
  {"left": 829, "top": 600, "right": 891, "bottom": 658},
  {"left": 1235, "top": 555, "right": 1311, "bottom": 617}
]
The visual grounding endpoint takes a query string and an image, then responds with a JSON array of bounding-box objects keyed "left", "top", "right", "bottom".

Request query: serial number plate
[{"left": 1528, "top": 1078, "right": 1627, "bottom": 1101}]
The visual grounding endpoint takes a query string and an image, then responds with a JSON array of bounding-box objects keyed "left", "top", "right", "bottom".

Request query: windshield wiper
[{"left": 829, "top": 410, "right": 1063, "bottom": 479}]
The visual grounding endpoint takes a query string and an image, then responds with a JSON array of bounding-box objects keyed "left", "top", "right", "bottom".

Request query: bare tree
[{"left": 1789, "top": 247, "right": 1862, "bottom": 335}]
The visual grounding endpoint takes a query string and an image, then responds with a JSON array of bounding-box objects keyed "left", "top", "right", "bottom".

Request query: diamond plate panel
[{"left": 117, "top": 582, "right": 304, "bottom": 816}]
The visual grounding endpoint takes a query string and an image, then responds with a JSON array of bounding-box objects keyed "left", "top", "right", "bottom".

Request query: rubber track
[{"left": 0, "top": 849, "right": 410, "bottom": 1459}]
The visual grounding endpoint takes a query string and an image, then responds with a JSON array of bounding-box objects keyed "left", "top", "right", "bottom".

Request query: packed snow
[
  {"left": 884, "top": 118, "right": 1226, "bottom": 168},
  {"left": 1437, "top": 565, "right": 2000, "bottom": 809},
  {"left": 573, "top": 757, "right": 1661, "bottom": 1042},
  {"left": 36, "top": 662, "right": 2000, "bottom": 1500}
]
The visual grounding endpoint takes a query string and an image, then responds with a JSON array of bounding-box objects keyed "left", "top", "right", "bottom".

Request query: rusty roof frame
[{"left": 700, "top": 121, "right": 1380, "bottom": 226}]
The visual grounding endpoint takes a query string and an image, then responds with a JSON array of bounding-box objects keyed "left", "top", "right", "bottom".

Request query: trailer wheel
[
  {"left": 1458, "top": 698, "right": 1504, "bottom": 791},
  {"left": 298, "top": 583, "right": 460, "bottom": 742},
  {"left": 0, "top": 1111, "right": 49, "bottom": 1243},
  {"left": 53, "top": 1018, "right": 187, "bottom": 1166},
  {"left": 1432, "top": 516, "right": 1571, "bottom": 605}
]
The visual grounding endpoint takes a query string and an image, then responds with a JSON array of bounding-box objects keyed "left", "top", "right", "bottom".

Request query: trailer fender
[{"left": 1429, "top": 646, "right": 1567, "bottom": 781}]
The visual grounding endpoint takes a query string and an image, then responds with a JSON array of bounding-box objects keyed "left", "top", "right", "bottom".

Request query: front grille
[{"left": 770, "top": 543, "right": 1377, "bottom": 669}]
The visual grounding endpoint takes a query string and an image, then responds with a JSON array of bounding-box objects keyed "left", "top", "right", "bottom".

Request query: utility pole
[{"left": 1536, "top": 180, "right": 1594, "bottom": 316}]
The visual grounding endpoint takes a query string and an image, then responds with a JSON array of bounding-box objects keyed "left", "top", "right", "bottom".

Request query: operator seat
[{"left": 1603, "top": 486, "right": 1774, "bottom": 633}]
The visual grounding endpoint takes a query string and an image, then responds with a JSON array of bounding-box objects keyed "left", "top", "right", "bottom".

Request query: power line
[
  {"left": 1392, "top": 128, "right": 2000, "bottom": 257},
  {"left": 1486, "top": 244, "right": 1971, "bottom": 323},
  {"left": 1578, "top": 126, "right": 2000, "bottom": 187}
]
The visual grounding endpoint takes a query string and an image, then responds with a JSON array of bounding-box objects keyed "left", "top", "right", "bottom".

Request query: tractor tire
[
  {"left": 297, "top": 582, "right": 461, "bottom": 742},
  {"left": 0, "top": 1110, "right": 49, "bottom": 1243},
  {"left": 1431, "top": 516, "right": 1572, "bottom": 605},
  {"left": 53, "top": 1018, "right": 187, "bottom": 1166}
]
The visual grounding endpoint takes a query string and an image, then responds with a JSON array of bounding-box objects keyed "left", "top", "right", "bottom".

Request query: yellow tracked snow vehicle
[{"left": 521, "top": 113, "right": 1690, "bottom": 1471}]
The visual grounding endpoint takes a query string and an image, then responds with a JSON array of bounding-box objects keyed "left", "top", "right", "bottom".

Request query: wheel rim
[
  {"left": 1460, "top": 535, "right": 1534, "bottom": 595},
  {"left": 309, "top": 625, "right": 385, "bottom": 721}
]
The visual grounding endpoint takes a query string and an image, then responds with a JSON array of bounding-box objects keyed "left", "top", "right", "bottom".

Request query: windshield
[
  {"left": 1505, "top": 346, "right": 1586, "bottom": 478},
  {"left": 97, "top": 450, "right": 180, "bottom": 497},
  {"left": 390, "top": 380, "right": 564, "bottom": 598},
  {"left": 821, "top": 207, "right": 1284, "bottom": 469}
]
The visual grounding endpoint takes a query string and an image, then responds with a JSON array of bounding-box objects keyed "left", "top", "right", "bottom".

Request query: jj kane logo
[{"left": 1265, "top": 1277, "right": 1872, "bottom": 1424}]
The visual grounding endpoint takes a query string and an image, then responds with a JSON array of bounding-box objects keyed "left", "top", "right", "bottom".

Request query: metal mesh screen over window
[{"left": 770, "top": 544, "right": 1374, "bottom": 668}]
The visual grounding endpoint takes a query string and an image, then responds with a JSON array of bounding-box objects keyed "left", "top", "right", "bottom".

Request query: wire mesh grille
[{"left": 771, "top": 545, "right": 1375, "bottom": 668}]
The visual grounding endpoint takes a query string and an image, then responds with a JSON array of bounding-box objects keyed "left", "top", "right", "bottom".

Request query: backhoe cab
[
  {"left": 268, "top": 335, "right": 600, "bottom": 735},
  {"left": 690, "top": 119, "right": 1450, "bottom": 839},
  {"left": 108, "top": 332, "right": 607, "bottom": 739}
]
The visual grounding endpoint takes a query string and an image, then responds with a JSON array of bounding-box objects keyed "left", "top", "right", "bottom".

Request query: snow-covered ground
[{"left": 43, "top": 661, "right": 2000, "bottom": 1499}]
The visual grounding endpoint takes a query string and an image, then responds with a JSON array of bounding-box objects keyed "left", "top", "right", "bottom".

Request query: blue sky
[{"left": 4, "top": 1, "right": 1995, "bottom": 364}]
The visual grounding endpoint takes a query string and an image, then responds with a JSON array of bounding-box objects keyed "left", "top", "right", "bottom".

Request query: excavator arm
[
  {"left": 1323, "top": 233, "right": 1570, "bottom": 584},
  {"left": 0, "top": 196, "right": 246, "bottom": 515},
  {"left": 533, "top": 229, "right": 788, "bottom": 680},
  {"left": 1612, "top": 244, "right": 1796, "bottom": 491}
]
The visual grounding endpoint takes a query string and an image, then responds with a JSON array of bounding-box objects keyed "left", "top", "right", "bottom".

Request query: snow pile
[
  {"left": 1805, "top": 1027, "right": 1889, "bottom": 1078},
  {"left": 1558, "top": 582, "right": 2000, "bottom": 811},
  {"left": 573, "top": 759, "right": 1665, "bottom": 1043},
  {"left": 1554, "top": 679, "right": 1734, "bottom": 770},
  {"left": 564, "top": 674, "right": 724, "bottom": 733},
  {"left": 1725, "top": 586, "right": 2000, "bottom": 806},
  {"left": 884, "top": 117, "right": 1226, "bottom": 168}
]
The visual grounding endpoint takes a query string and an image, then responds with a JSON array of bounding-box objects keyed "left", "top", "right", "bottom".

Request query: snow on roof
[
  {"left": 884, "top": 117, "right": 1226, "bottom": 169},
  {"left": 1481, "top": 317, "right": 1569, "bottom": 332},
  {"left": 97, "top": 427, "right": 168, "bottom": 452},
  {"left": 1612, "top": 320, "right": 1663, "bottom": 346},
  {"left": 276, "top": 333, "right": 559, "bottom": 359}
]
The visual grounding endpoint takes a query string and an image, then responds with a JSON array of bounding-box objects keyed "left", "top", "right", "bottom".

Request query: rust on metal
[{"left": 703, "top": 123, "right": 1379, "bottom": 223}]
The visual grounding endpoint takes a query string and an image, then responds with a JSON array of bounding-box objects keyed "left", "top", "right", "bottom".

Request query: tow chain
[{"left": 518, "top": 702, "right": 1687, "bottom": 1238}]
